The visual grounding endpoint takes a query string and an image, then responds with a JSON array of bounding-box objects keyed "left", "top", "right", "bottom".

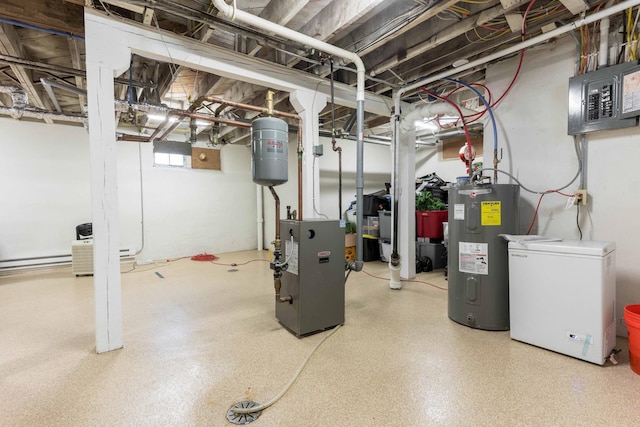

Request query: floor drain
[
  {"left": 226, "top": 401, "right": 262, "bottom": 425},
  {"left": 228, "top": 269, "right": 239, "bottom": 272}
]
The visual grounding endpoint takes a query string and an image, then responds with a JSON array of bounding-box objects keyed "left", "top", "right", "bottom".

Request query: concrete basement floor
[{"left": 0, "top": 250, "right": 638, "bottom": 426}]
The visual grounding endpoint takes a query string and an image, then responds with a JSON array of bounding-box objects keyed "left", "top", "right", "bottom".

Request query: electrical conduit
[{"left": 212, "top": 0, "right": 366, "bottom": 271}]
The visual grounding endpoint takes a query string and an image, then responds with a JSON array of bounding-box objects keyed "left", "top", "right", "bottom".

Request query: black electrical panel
[{"left": 568, "top": 61, "right": 640, "bottom": 135}]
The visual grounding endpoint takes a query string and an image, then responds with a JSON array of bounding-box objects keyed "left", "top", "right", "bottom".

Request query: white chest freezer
[{"left": 508, "top": 239, "right": 616, "bottom": 365}]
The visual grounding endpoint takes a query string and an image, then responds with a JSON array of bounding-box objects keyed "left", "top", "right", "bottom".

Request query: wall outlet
[{"left": 573, "top": 189, "right": 587, "bottom": 206}]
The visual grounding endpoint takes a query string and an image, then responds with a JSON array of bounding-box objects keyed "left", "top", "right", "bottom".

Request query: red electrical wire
[
  {"left": 463, "top": 0, "right": 536, "bottom": 114},
  {"left": 526, "top": 193, "right": 546, "bottom": 235},
  {"left": 210, "top": 259, "right": 269, "bottom": 267},
  {"left": 444, "top": 83, "right": 493, "bottom": 125},
  {"left": 191, "top": 253, "right": 219, "bottom": 261},
  {"left": 421, "top": 88, "right": 473, "bottom": 160},
  {"left": 526, "top": 190, "right": 575, "bottom": 235}
]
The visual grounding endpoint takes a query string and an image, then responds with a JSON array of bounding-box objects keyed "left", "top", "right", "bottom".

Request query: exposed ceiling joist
[
  {"left": 67, "top": 38, "right": 86, "bottom": 109},
  {"left": 0, "top": 23, "right": 53, "bottom": 123},
  {"left": 0, "top": 0, "right": 84, "bottom": 36},
  {"left": 245, "top": 0, "right": 310, "bottom": 56}
]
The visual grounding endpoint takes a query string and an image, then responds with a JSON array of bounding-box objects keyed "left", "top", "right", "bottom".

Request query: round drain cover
[{"left": 226, "top": 401, "right": 262, "bottom": 425}]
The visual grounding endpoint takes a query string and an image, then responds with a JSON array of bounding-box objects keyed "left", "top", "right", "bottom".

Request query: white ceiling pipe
[
  {"left": 400, "top": 103, "right": 477, "bottom": 133},
  {"left": 212, "top": 0, "right": 365, "bottom": 101},
  {"left": 394, "top": 0, "right": 640, "bottom": 110},
  {"left": 212, "top": 0, "right": 368, "bottom": 271}
]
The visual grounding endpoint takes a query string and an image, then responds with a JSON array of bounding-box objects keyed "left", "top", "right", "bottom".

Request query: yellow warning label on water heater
[{"left": 481, "top": 201, "right": 501, "bottom": 226}]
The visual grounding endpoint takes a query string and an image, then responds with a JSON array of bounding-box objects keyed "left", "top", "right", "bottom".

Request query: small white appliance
[
  {"left": 72, "top": 239, "right": 94, "bottom": 276},
  {"left": 508, "top": 239, "right": 616, "bottom": 365}
]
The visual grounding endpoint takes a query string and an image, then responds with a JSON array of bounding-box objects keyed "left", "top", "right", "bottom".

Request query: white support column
[
  {"left": 398, "top": 127, "right": 416, "bottom": 279},
  {"left": 289, "top": 90, "right": 327, "bottom": 219},
  {"left": 85, "top": 13, "right": 130, "bottom": 353}
]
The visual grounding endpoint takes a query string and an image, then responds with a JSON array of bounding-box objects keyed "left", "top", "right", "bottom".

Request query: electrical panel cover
[{"left": 568, "top": 61, "right": 640, "bottom": 135}]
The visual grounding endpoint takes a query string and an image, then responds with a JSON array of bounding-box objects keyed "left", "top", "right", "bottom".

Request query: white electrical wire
[{"left": 232, "top": 324, "right": 342, "bottom": 415}]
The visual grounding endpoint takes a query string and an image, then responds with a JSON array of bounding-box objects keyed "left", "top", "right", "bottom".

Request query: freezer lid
[{"left": 508, "top": 239, "right": 615, "bottom": 256}]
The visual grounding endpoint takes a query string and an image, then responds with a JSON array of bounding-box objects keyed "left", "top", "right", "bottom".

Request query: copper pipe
[
  {"left": 118, "top": 134, "right": 150, "bottom": 142},
  {"left": 194, "top": 95, "right": 300, "bottom": 120},
  {"left": 171, "top": 111, "right": 251, "bottom": 128},
  {"left": 158, "top": 121, "right": 181, "bottom": 141},
  {"left": 153, "top": 110, "right": 251, "bottom": 142},
  {"left": 148, "top": 116, "right": 170, "bottom": 142},
  {"left": 268, "top": 185, "right": 280, "bottom": 240}
]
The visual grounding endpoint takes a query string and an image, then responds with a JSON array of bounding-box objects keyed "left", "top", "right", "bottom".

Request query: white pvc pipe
[
  {"left": 256, "top": 185, "right": 264, "bottom": 251},
  {"left": 400, "top": 103, "right": 478, "bottom": 133},
  {"left": 212, "top": 0, "right": 364, "bottom": 101},
  {"left": 389, "top": 262, "right": 401, "bottom": 290},
  {"left": 599, "top": 18, "right": 610, "bottom": 68}
]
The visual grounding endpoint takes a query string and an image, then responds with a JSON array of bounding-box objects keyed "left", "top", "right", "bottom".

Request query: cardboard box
[{"left": 345, "top": 233, "right": 356, "bottom": 247}]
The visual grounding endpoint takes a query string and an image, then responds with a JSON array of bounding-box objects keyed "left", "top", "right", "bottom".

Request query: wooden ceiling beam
[
  {"left": 67, "top": 38, "right": 86, "bottom": 110},
  {"left": 245, "top": 0, "right": 310, "bottom": 56},
  {"left": 0, "top": 23, "right": 53, "bottom": 123},
  {"left": 0, "top": 0, "right": 84, "bottom": 36}
]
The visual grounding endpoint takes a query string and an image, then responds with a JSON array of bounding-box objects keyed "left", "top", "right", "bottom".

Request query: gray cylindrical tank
[
  {"left": 252, "top": 117, "right": 288, "bottom": 186},
  {"left": 447, "top": 183, "right": 519, "bottom": 330}
]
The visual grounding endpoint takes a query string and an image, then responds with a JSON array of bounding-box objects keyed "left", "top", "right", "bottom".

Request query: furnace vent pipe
[{"left": 213, "top": 0, "right": 366, "bottom": 272}]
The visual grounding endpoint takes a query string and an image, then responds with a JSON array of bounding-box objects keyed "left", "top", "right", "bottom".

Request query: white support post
[
  {"left": 85, "top": 13, "right": 130, "bottom": 353},
  {"left": 289, "top": 90, "right": 327, "bottom": 219},
  {"left": 398, "top": 127, "right": 416, "bottom": 279}
]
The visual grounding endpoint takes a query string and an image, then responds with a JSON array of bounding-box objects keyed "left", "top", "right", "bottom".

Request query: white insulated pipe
[
  {"left": 400, "top": 103, "right": 478, "bottom": 133},
  {"left": 212, "top": 0, "right": 365, "bottom": 101},
  {"left": 599, "top": 18, "right": 610, "bottom": 68},
  {"left": 212, "top": 0, "right": 367, "bottom": 271}
]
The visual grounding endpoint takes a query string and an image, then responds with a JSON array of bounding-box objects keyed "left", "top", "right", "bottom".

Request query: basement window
[
  {"left": 154, "top": 152, "right": 187, "bottom": 167},
  {"left": 152, "top": 141, "right": 192, "bottom": 168}
]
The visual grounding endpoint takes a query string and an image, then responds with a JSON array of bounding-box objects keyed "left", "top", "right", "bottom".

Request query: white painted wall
[
  {"left": 485, "top": 35, "right": 640, "bottom": 335},
  {"left": 317, "top": 136, "right": 392, "bottom": 220},
  {"left": 415, "top": 144, "right": 484, "bottom": 184},
  {"left": 0, "top": 118, "right": 257, "bottom": 266},
  {"left": 261, "top": 135, "right": 393, "bottom": 250}
]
